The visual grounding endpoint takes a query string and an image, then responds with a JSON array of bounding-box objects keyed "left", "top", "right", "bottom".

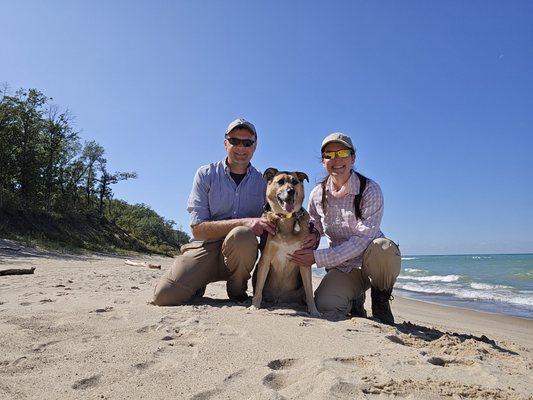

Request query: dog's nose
[{"left": 287, "top": 188, "right": 295, "bottom": 197}]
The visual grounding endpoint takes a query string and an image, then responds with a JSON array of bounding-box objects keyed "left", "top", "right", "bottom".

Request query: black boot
[
  {"left": 371, "top": 286, "right": 394, "bottom": 325},
  {"left": 193, "top": 286, "right": 206, "bottom": 298},
  {"left": 350, "top": 293, "right": 367, "bottom": 318}
]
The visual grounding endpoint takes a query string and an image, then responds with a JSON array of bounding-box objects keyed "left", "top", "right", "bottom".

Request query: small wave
[
  {"left": 471, "top": 256, "right": 492, "bottom": 259},
  {"left": 404, "top": 268, "right": 424, "bottom": 273},
  {"left": 513, "top": 271, "right": 533, "bottom": 280},
  {"left": 398, "top": 274, "right": 461, "bottom": 283},
  {"left": 397, "top": 283, "right": 457, "bottom": 295},
  {"left": 396, "top": 283, "right": 533, "bottom": 307},
  {"left": 401, "top": 257, "right": 418, "bottom": 260},
  {"left": 470, "top": 282, "right": 512, "bottom": 290}
]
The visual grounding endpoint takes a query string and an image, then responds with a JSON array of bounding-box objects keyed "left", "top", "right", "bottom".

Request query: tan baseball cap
[
  {"left": 321, "top": 132, "right": 355, "bottom": 153},
  {"left": 225, "top": 118, "right": 257, "bottom": 137}
]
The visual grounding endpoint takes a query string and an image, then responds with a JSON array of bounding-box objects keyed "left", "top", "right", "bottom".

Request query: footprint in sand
[
  {"left": 136, "top": 324, "right": 159, "bottom": 334},
  {"left": 81, "top": 335, "right": 101, "bottom": 343},
  {"left": 33, "top": 340, "right": 61, "bottom": 352},
  {"left": 189, "top": 388, "right": 221, "bottom": 400},
  {"left": 262, "top": 372, "right": 288, "bottom": 391},
  {"left": 132, "top": 360, "right": 156, "bottom": 373},
  {"left": 323, "top": 355, "right": 372, "bottom": 369},
  {"left": 262, "top": 355, "right": 387, "bottom": 397},
  {"left": 262, "top": 358, "right": 302, "bottom": 391},
  {"left": 223, "top": 368, "right": 246, "bottom": 382},
  {"left": 329, "top": 381, "right": 358, "bottom": 397},
  {"left": 188, "top": 369, "right": 247, "bottom": 399},
  {"left": 92, "top": 306, "right": 114, "bottom": 313},
  {"left": 267, "top": 358, "right": 298, "bottom": 370},
  {"left": 71, "top": 374, "right": 101, "bottom": 390}
]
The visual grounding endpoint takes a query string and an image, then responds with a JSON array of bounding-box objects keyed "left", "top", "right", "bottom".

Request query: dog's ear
[
  {"left": 295, "top": 172, "right": 309, "bottom": 183},
  {"left": 263, "top": 168, "right": 279, "bottom": 182}
]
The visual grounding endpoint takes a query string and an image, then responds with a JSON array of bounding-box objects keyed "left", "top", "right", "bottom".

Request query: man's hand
[
  {"left": 244, "top": 217, "right": 276, "bottom": 236},
  {"left": 288, "top": 249, "right": 315, "bottom": 268}
]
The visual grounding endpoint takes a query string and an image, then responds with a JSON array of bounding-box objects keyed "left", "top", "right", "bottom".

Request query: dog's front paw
[{"left": 248, "top": 304, "right": 261, "bottom": 311}]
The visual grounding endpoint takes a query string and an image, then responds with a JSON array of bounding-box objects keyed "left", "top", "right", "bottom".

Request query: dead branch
[
  {"left": 124, "top": 260, "right": 161, "bottom": 269},
  {"left": 0, "top": 267, "right": 36, "bottom": 276}
]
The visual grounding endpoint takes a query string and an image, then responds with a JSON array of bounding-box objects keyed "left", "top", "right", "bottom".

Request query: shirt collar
[
  {"left": 223, "top": 158, "right": 252, "bottom": 175},
  {"left": 325, "top": 171, "right": 361, "bottom": 196}
]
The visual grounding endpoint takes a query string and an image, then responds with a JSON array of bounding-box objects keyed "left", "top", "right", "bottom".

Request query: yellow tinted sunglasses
[{"left": 322, "top": 149, "right": 353, "bottom": 159}]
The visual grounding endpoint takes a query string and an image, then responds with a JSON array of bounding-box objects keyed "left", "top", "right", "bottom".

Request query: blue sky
[{"left": 2, "top": 1, "right": 532, "bottom": 255}]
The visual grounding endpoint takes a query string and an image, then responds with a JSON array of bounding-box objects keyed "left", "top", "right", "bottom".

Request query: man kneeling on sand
[{"left": 153, "top": 118, "right": 276, "bottom": 305}]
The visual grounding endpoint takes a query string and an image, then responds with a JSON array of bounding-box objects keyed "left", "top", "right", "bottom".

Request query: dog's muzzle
[{"left": 277, "top": 188, "right": 295, "bottom": 212}]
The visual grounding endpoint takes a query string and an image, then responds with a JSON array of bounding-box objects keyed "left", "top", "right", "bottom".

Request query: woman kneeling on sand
[{"left": 288, "top": 132, "right": 401, "bottom": 324}]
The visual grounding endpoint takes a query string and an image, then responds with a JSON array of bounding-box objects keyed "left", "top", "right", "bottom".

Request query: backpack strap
[{"left": 353, "top": 172, "right": 367, "bottom": 220}]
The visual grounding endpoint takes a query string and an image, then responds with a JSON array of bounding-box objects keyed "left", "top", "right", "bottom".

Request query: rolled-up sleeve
[
  {"left": 187, "top": 168, "right": 211, "bottom": 226},
  {"left": 314, "top": 182, "right": 384, "bottom": 268}
]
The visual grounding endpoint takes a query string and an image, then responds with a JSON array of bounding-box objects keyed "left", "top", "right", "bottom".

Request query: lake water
[{"left": 314, "top": 253, "right": 533, "bottom": 319}]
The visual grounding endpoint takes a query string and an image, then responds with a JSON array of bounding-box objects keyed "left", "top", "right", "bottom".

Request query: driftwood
[
  {"left": 0, "top": 247, "right": 22, "bottom": 252},
  {"left": 0, "top": 267, "right": 36, "bottom": 276},
  {"left": 124, "top": 259, "right": 161, "bottom": 269}
]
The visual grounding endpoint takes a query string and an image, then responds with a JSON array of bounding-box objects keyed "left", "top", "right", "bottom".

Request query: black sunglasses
[{"left": 225, "top": 136, "right": 255, "bottom": 147}]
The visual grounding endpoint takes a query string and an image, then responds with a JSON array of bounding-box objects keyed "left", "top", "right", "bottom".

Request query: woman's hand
[
  {"left": 288, "top": 249, "right": 315, "bottom": 268},
  {"left": 300, "top": 233, "right": 318, "bottom": 250}
]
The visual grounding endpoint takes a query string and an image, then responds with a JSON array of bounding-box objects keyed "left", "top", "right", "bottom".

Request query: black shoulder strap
[{"left": 353, "top": 172, "right": 367, "bottom": 220}]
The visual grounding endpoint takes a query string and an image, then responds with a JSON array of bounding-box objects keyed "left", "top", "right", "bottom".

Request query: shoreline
[
  {"left": 395, "top": 289, "right": 533, "bottom": 321},
  {"left": 394, "top": 288, "right": 533, "bottom": 320}
]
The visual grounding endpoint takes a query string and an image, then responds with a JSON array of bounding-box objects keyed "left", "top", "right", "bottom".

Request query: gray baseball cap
[
  {"left": 225, "top": 118, "right": 257, "bottom": 137},
  {"left": 321, "top": 132, "right": 355, "bottom": 153}
]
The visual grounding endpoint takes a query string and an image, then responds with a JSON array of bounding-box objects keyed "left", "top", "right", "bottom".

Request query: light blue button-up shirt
[{"left": 187, "top": 160, "right": 267, "bottom": 234}]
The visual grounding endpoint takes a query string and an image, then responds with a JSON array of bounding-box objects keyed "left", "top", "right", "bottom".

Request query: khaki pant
[
  {"left": 314, "top": 238, "right": 401, "bottom": 317},
  {"left": 153, "top": 226, "right": 258, "bottom": 306}
]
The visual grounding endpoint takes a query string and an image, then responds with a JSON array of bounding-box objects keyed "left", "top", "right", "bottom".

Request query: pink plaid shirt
[{"left": 309, "top": 173, "right": 384, "bottom": 272}]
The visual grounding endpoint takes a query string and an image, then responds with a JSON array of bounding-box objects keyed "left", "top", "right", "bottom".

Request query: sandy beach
[{"left": 1, "top": 244, "right": 532, "bottom": 400}]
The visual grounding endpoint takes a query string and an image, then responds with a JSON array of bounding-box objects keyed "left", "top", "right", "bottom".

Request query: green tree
[
  {"left": 81, "top": 140, "right": 105, "bottom": 209},
  {"left": 42, "top": 106, "right": 79, "bottom": 211},
  {"left": 97, "top": 160, "right": 137, "bottom": 216}
]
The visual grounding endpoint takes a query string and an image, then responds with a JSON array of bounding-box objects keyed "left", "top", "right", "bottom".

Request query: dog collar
[
  {"left": 273, "top": 208, "right": 305, "bottom": 233},
  {"left": 275, "top": 208, "right": 304, "bottom": 220}
]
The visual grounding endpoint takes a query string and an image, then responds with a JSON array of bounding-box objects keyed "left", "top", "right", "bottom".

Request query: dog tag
[{"left": 294, "top": 221, "right": 301, "bottom": 232}]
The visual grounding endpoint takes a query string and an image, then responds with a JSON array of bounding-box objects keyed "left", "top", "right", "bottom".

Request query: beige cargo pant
[
  {"left": 314, "top": 237, "right": 401, "bottom": 318},
  {"left": 153, "top": 226, "right": 258, "bottom": 306}
]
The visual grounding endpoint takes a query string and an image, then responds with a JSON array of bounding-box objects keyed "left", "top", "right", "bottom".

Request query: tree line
[
  {"left": 0, "top": 86, "right": 136, "bottom": 214},
  {"left": 0, "top": 86, "right": 189, "bottom": 252}
]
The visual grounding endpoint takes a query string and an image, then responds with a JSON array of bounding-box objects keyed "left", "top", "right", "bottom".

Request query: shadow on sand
[{"left": 395, "top": 320, "right": 518, "bottom": 355}]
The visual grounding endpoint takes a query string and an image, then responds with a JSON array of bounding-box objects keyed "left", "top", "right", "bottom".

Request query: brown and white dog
[{"left": 249, "top": 168, "right": 320, "bottom": 317}]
